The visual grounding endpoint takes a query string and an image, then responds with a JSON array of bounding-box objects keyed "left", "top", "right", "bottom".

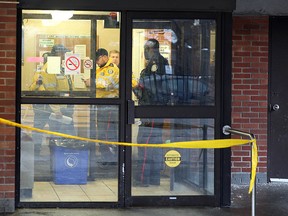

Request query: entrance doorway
[
  {"left": 125, "top": 12, "right": 219, "bottom": 206},
  {"left": 18, "top": 9, "right": 231, "bottom": 208},
  {"left": 269, "top": 16, "right": 288, "bottom": 181}
]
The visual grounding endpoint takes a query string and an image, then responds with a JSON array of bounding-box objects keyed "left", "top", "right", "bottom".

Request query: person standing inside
[
  {"left": 29, "top": 44, "right": 75, "bottom": 156},
  {"left": 109, "top": 50, "right": 120, "bottom": 68},
  {"left": 109, "top": 49, "right": 138, "bottom": 87},
  {"left": 84, "top": 48, "right": 119, "bottom": 170},
  {"left": 133, "top": 39, "right": 170, "bottom": 187}
]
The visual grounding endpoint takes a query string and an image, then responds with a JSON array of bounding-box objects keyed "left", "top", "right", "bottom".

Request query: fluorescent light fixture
[{"left": 51, "top": 11, "right": 73, "bottom": 21}]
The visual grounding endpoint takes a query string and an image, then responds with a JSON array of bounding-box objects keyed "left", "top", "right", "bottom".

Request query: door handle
[
  {"left": 272, "top": 104, "right": 280, "bottom": 111},
  {"left": 127, "top": 100, "right": 135, "bottom": 124}
]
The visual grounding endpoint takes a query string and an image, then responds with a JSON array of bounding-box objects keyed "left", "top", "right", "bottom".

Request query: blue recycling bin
[{"left": 52, "top": 144, "right": 89, "bottom": 185}]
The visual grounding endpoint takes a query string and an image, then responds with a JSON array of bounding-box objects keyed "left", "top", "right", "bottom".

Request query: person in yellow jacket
[
  {"left": 109, "top": 50, "right": 120, "bottom": 68},
  {"left": 29, "top": 63, "right": 72, "bottom": 93},
  {"left": 83, "top": 48, "right": 119, "bottom": 173},
  {"left": 94, "top": 49, "right": 119, "bottom": 98},
  {"left": 83, "top": 48, "right": 138, "bottom": 173},
  {"left": 29, "top": 44, "right": 75, "bottom": 156},
  {"left": 108, "top": 49, "right": 138, "bottom": 88}
]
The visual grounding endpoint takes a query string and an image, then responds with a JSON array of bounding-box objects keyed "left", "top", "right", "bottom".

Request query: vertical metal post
[
  {"left": 223, "top": 125, "right": 256, "bottom": 216},
  {"left": 202, "top": 124, "right": 208, "bottom": 190}
]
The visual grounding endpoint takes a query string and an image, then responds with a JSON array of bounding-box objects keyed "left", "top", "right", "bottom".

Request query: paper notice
[{"left": 47, "top": 56, "right": 61, "bottom": 74}]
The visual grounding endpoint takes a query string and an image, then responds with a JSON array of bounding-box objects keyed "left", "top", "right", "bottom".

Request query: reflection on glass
[
  {"left": 134, "top": 74, "right": 212, "bottom": 105},
  {"left": 21, "top": 10, "right": 120, "bottom": 98},
  {"left": 20, "top": 104, "right": 119, "bottom": 202},
  {"left": 132, "top": 19, "right": 215, "bottom": 106},
  {"left": 132, "top": 118, "right": 214, "bottom": 196}
]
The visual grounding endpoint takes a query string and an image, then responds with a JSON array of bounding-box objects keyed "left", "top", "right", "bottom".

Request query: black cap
[
  {"left": 95, "top": 48, "right": 108, "bottom": 60},
  {"left": 145, "top": 39, "right": 159, "bottom": 49},
  {"left": 51, "top": 44, "right": 70, "bottom": 55}
]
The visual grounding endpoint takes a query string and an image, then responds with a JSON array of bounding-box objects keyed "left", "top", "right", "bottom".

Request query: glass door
[
  {"left": 125, "top": 12, "right": 221, "bottom": 206},
  {"left": 18, "top": 9, "right": 229, "bottom": 208},
  {"left": 19, "top": 10, "right": 122, "bottom": 206}
]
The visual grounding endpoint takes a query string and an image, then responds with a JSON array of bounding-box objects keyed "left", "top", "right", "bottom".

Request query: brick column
[
  {"left": 0, "top": 3, "right": 17, "bottom": 212},
  {"left": 231, "top": 16, "right": 268, "bottom": 184}
]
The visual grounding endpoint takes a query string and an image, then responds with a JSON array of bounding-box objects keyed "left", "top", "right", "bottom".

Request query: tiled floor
[
  {"left": 22, "top": 141, "right": 211, "bottom": 202},
  {"left": 21, "top": 179, "right": 118, "bottom": 202},
  {"left": 21, "top": 178, "right": 204, "bottom": 202}
]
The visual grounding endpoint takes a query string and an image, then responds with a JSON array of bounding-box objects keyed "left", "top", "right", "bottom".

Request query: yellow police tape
[{"left": 0, "top": 117, "right": 257, "bottom": 193}]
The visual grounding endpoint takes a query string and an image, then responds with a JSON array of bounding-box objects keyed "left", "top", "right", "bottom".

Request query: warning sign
[
  {"left": 164, "top": 150, "right": 181, "bottom": 168},
  {"left": 65, "top": 54, "right": 81, "bottom": 75},
  {"left": 83, "top": 59, "right": 93, "bottom": 70}
]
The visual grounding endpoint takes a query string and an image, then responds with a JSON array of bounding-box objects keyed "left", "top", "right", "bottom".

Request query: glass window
[
  {"left": 21, "top": 10, "right": 120, "bottom": 98},
  {"left": 20, "top": 104, "right": 119, "bottom": 202},
  {"left": 132, "top": 19, "right": 215, "bottom": 106},
  {"left": 131, "top": 118, "right": 214, "bottom": 196}
]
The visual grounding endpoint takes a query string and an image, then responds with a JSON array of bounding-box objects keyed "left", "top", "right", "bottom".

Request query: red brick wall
[
  {"left": 232, "top": 16, "right": 268, "bottom": 175},
  {"left": 0, "top": 3, "right": 17, "bottom": 209}
]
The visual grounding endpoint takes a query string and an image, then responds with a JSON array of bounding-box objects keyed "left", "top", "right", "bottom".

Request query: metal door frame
[
  {"left": 16, "top": 1, "right": 233, "bottom": 208},
  {"left": 122, "top": 11, "right": 232, "bottom": 207}
]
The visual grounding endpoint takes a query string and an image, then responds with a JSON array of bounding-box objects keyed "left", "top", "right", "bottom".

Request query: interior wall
[
  {"left": 22, "top": 18, "right": 120, "bottom": 91},
  {"left": 97, "top": 20, "right": 120, "bottom": 52},
  {"left": 22, "top": 19, "right": 90, "bottom": 90}
]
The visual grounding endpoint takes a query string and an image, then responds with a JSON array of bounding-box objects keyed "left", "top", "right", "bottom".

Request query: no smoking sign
[
  {"left": 65, "top": 54, "right": 81, "bottom": 75},
  {"left": 84, "top": 59, "right": 93, "bottom": 70}
]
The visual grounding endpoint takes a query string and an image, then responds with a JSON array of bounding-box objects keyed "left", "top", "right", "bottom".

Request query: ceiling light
[{"left": 51, "top": 11, "right": 73, "bottom": 21}]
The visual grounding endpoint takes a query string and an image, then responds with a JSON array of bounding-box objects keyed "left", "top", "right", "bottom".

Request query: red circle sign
[
  {"left": 84, "top": 59, "right": 93, "bottom": 69},
  {"left": 66, "top": 56, "right": 80, "bottom": 71}
]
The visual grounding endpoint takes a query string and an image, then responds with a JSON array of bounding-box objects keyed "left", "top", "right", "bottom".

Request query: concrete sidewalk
[{"left": 3, "top": 183, "right": 288, "bottom": 216}]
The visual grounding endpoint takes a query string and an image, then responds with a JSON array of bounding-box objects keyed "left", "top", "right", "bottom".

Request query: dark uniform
[
  {"left": 95, "top": 58, "right": 119, "bottom": 164},
  {"left": 134, "top": 54, "right": 169, "bottom": 105},
  {"left": 133, "top": 39, "right": 169, "bottom": 186}
]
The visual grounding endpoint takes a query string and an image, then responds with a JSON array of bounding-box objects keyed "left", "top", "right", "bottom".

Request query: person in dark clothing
[
  {"left": 133, "top": 39, "right": 170, "bottom": 187},
  {"left": 83, "top": 48, "right": 119, "bottom": 175},
  {"left": 134, "top": 39, "right": 170, "bottom": 105}
]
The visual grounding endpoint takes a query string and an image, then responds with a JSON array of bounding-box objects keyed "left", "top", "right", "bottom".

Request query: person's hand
[
  {"left": 36, "top": 74, "right": 43, "bottom": 85},
  {"left": 107, "top": 83, "right": 114, "bottom": 90},
  {"left": 36, "top": 79, "right": 43, "bottom": 85},
  {"left": 82, "top": 78, "right": 90, "bottom": 87}
]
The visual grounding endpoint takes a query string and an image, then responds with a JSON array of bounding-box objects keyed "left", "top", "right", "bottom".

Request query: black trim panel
[
  {"left": 20, "top": 0, "right": 235, "bottom": 12},
  {"left": 134, "top": 106, "right": 217, "bottom": 118}
]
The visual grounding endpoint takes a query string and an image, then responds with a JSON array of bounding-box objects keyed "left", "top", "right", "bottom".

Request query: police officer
[
  {"left": 109, "top": 50, "right": 120, "bottom": 68},
  {"left": 133, "top": 39, "right": 169, "bottom": 187},
  {"left": 29, "top": 44, "right": 75, "bottom": 156},
  {"left": 92, "top": 48, "right": 120, "bottom": 98},
  {"left": 83, "top": 48, "right": 119, "bottom": 172},
  {"left": 134, "top": 39, "right": 169, "bottom": 105}
]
